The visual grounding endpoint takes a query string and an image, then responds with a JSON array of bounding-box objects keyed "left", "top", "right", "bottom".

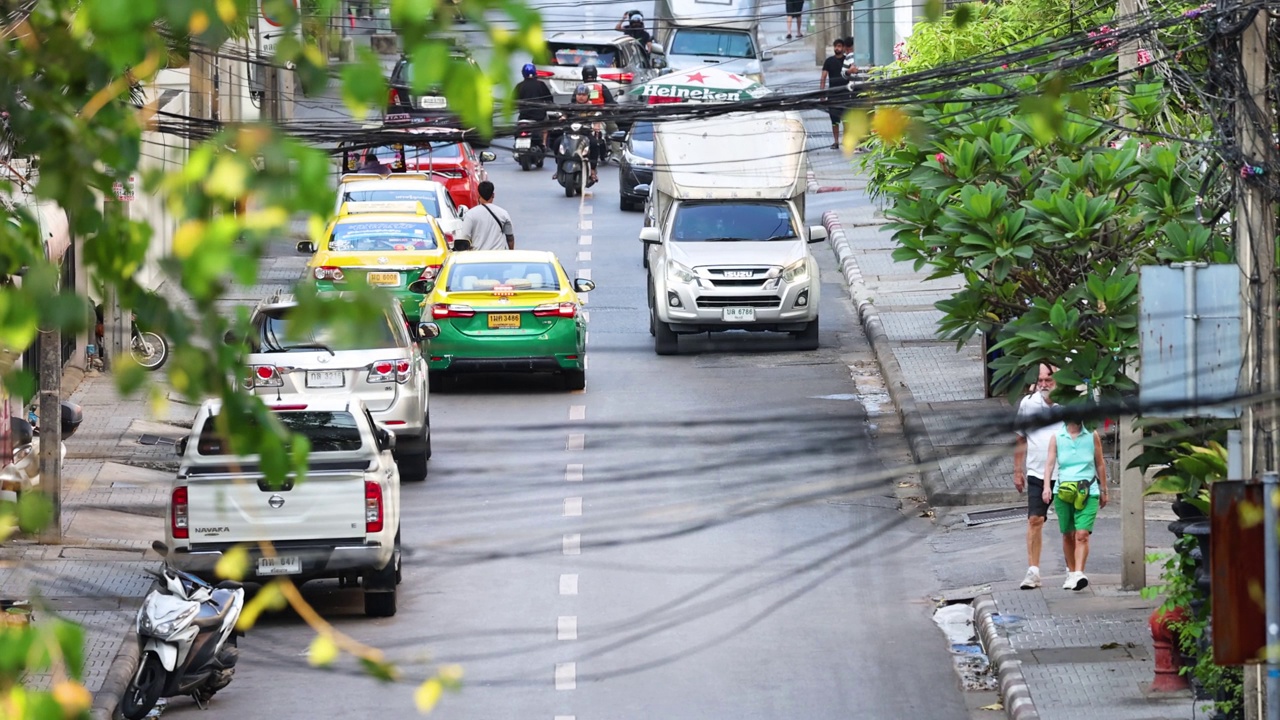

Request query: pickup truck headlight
[
  {"left": 781, "top": 259, "right": 809, "bottom": 283},
  {"left": 624, "top": 149, "right": 653, "bottom": 168},
  {"left": 666, "top": 259, "right": 697, "bottom": 285}
]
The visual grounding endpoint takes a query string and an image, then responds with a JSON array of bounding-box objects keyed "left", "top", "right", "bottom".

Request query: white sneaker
[
  {"left": 1062, "top": 572, "right": 1078, "bottom": 589},
  {"left": 1073, "top": 573, "right": 1089, "bottom": 591},
  {"left": 1020, "top": 567, "right": 1041, "bottom": 590}
]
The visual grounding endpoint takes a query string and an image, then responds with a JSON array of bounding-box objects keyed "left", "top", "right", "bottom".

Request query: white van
[
  {"left": 654, "top": 0, "right": 771, "bottom": 84},
  {"left": 639, "top": 112, "right": 826, "bottom": 355}
]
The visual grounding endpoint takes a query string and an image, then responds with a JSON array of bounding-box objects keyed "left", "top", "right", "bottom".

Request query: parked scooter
[
  {"left": 554, "top": 122, "right": 594, "bottom": 198},
  {"left": 513, "top": 120, "right": 546, "bottom": 171},
  {"left": 1, "top": 402, "right": 83, "bottom": 504},
  {"left": 120, "top": 541, "right": 246, "bottom": 720},
  {"left": 92, "top": 305, "right": 168, "bottom": 371}
]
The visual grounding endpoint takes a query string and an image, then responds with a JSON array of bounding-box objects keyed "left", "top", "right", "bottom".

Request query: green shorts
[{"left": 1055, "top": 495, "right": 1099, "bottom": 533}]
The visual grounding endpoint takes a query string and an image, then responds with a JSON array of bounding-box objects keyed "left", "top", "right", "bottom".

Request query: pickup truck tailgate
[{"left": 184, "top": 462, "right": 369, "bottom": 544}]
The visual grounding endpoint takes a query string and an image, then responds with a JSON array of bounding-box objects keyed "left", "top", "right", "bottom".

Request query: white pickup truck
[{"left": 163, "top": 397, "right": 402, "bottom": 617}]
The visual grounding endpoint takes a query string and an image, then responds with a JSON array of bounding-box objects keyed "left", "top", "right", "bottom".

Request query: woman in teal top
[{"left": 1040, "top": 420, "right": 1109, "bottom": 591}]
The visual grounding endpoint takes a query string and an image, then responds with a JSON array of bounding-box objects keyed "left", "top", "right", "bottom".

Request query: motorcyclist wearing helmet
[
  {"left": 516, "top": 62, "right": 554, "bottom": 146},
  {"left": 565, "top": 83, "right": 605, "bottom": 184},
  {"left": 615, "top": 10, "right": 653, "bottom": 53},
  {"left": 579, "top": 65, "right": 617, "bottom": 106}
]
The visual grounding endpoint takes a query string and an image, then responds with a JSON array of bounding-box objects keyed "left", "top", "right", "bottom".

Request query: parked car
[
  {"left": 411, "top": 250, "right": 595, "bottom": 390},
  {"left": 298, "top": 201, "right": 449, "bottom": 322},
  {"left": 612, "top": 120, "right": 654, "bottom": 212},
  {"left": 240, "top": 292, "right": 435, "bottom": 482},
  {"left": 164, "top": 397, "right": 404, "bottom": 616},
  {"left": 385, "top": 46, "right": 479, "bottom": 126},
  {"left": 334, "top": 173, "right": 465, "bottom": 246},
  {"left": 534, "top": 33, "right": 662, "bottom": 106}
]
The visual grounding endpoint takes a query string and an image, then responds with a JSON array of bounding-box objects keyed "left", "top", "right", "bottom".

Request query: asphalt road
[{"left": 156, "top": 140, "right": 972, "bottom": 718}]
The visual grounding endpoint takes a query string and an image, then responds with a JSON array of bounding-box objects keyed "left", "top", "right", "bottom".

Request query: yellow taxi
[{"left": 298, "top": 201, "right": 449, "bottom": 321}]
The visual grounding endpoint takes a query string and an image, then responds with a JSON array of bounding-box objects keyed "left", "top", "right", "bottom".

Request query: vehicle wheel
[
  {"left": 396, "top": 431, "right": 429, "bottom": 482},
  {"left": 620, "top": 195, "right": 631, "bottom": 212},
  {"left": 536, "top": 157, "right": 545, "bottom": 169},
  {"left": 647, "top": 286, "right": 656, "bottom": 337},
  {"left": 654, "top": 320, "right": 678, "bottom": 355},
  {"left": 120, "top": 652, "right": 166, "bottom": 720},
  {"left": 131, "top": 332, "right": 168, "bottom": 370},
  {"left": 423, "top": 411, "right": 432, "bottom": 460},
  {"left": 394, "top": 530, "right": 403, "bottom": 585},
  {"left": 562, "top": 369, "right": 586, "bottom": 391},
  {"left": 364, "top": 558, "right": 398, "bottom": 617},
  {"left": 519, "top": 156, "right": 531, "bottom": 171},
  {"left": 793, "top": 318, "right": 820, "bottom": 351},
  {"left": 643, "top": 245, "right": 649, "bottom": 269},
  {"left": 564, "top": 177, "right": 576, "bottom": 198}
]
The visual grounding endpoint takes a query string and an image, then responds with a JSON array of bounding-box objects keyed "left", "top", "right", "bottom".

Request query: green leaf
[{"left": 16, "top": 492, "right": 53, "bottom": 534}]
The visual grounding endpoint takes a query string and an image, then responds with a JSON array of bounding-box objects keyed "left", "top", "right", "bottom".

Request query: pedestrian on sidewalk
[
  {"left": 819, "top": 38, "right": 848, "bottom": 149},
  {"left": 1014, "top": 363, "right": 1058, "bottom": 590},
  {"left": 785, "top": 0, "right": 804, "bottom": 39},
  {"left": 456, "top": 181, "right": 515, "bottom": 250},
  {"left": 1042, "top": 418, "right": 1109, "bottom": 591}
]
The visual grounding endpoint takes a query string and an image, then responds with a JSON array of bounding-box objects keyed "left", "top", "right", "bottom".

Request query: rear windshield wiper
[{"left": 264, "top": 342, "right": 336, "bottom": 355}]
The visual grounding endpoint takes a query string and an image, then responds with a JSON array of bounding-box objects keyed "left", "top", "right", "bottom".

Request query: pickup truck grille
[
  {"left": 705, "top": 278, "right": 766, "bottom": 288},
  {"left": 695, "top": 295, "right": 781, "bottom": 309}
]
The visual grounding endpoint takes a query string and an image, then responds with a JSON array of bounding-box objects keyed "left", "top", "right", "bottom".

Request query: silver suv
[{"left": 240, "top": 293, "right": 435, "bottom": 482}]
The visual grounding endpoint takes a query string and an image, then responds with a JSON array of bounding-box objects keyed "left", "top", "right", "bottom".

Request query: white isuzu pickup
[{"left": 163, "top": 397, "right": 402, "bottom": 617}]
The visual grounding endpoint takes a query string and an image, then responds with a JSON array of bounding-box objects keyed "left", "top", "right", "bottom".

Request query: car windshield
[
  {"left": 405, "top": 142, "right": 463, "bottom": 161},
  {"left": 549, "top": 43, "right": 618, "bottom": 68},
  {"left": 630, "top": 122, "right": 654, "bottom": 142},
  {"left": 254, "top": 307, "right": 401, "bottom": 353},
  {"left": 671, "top": 203, "right": 797, "bottom": 242},
  {"left": 341, "top": 190, "right": 441, "bottom": 217},
  {"left": 197, "top": 411, "right": 363, "bottom": 455},
  {"left": 445, "top": 262, "right": 562, "bottom": 291},
  {"left": 670, "top": 30, "right": 756, "bottom": 59},
  {"left": 328, "top": 221, "right": 439, "bottom": 251}
]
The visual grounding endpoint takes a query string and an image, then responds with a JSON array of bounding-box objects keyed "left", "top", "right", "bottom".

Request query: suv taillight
[
  {"left": 365, "top": 481, "right": 383, "bottom": 533},
  {"left": 600, "top": 72, "right": 634, "bottom": 83},
  {"left": 314, "top": 266, "right": 345, "bottom": 281},
  {"left": 432, "top": 303, "right": 475, "bottom": 319},
  {"left": 172, "top": 487, "right": 189, "bottom": 539},
  {"left": 388, "top": 88, "right": 402, "bottom": 106},
  {"left": 368, "top": 359, "right": 412, "bottom": 384},
  {"left": 533, "top": 302, "right": 578, "bottom": 318},
  {"left": 249, "top": 365, "right": 284, "bottom": 388},
  {"left": 536, "top": 70, "right": 554, "bottom": 78}
]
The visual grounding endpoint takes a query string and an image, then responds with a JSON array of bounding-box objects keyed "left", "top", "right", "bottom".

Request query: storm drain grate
[
  {"left": 137, "top": 434, "right": 177, "bottom": 446},
  {"left": 963, "top": 506, "right": 1025, "bottom": 526}
]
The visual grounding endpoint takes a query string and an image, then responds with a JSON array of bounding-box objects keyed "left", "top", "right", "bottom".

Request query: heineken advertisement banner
[{"left": 632, "top": 69, "right": 771, "bottom": 103}]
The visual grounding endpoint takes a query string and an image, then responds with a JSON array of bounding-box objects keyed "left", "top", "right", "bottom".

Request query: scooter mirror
[
  {"left": 59, "top": 401, "right": 84, "bottom": 440},
  {"left": 8, "top": 417, "right": 32, "bottom": 447}
]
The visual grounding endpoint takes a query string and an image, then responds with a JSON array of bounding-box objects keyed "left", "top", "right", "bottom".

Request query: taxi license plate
[
  {"left": 367, "top": 272, "right": 401, "bottom": 286},
  {"left": 258, "top": 556, "right": 301, "bottom": 576},
  {"left": 307, "top": 370, "right": 345, "bottom": 388},
  {"left": 515, "top": 137, "right": 531, "bottom": 149},
  {"left": 488, "top": 313, "right": 521, "bottom": 329},
  {"left": 722, "top": 307, "right": 756, "bottom": 322}
]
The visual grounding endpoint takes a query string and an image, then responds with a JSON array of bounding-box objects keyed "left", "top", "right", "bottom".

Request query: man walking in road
[
  {"left": 456, "top": 181, "right": 515, "bottom": 251},
  {"left": 819, "top": 38, "right": 849, "bottom": 149},
  {"left": 1013, "top": 363, "right": 1059, "bottom": 590}
]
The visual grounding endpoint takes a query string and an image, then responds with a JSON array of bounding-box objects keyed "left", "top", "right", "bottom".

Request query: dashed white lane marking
[
  {"left": 581, "top": 205, "right": 593, "bottom": 215},
  {"left": 578, "top": 251, "right": 591, "bottom": 262},
  {"left": 562, "top": 533, "right": 581, "bottom": 555},
  {"left": 555, "top": 716, "right": 576, "bottom": 720},
  {"left": 565, "top": 464, "right": 584, "bottom": 482},
  {"left": 579, "top": 219, "right": 593, "bottom": 230},
  {"left": 579, "top": 234, "right": 592, "bottom": 245},
  {"left": 584, "top": 331, "right": 590, "bottom": 346},
  {"left": 569, "top": 405, "right": 586, "bottom": 421},
  {"left": 579, "top": 268, "right": 592, "bottom": 280},
  {"left": 584, "top": 354, "right": 590, "bottom": 370},
  {"left": 555, "top": 663, "right": 577, "bottom": 690},
  {"left": 567, "top": 433, "right": 585, "bottom": 450},
  {"left": 560, "top": 573, "right": 579, "bottom": 595},
  {"left": 557, "top": 616, "right": 578, "bottom": 640},
  {"left": 564, "top": 497, "right": 583, "bottom": 516},
  {"left": 581, "top": 310, "right": 590, "bottom": 323}
]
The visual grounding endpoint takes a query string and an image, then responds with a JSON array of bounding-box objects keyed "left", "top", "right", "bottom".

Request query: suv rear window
[
  {"left": 548, "top": 43, "right": 619, "bottom": 68},
  {"left": 253, "top": 306, "right": 403, "bottom": 352},
  {"left": 197, "top": 411, "right": 363, "bottom": 455}
]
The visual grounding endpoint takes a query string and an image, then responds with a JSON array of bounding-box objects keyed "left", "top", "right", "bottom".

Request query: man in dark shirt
[
  {"left": 819, "top": 38, "right": 848, "bottom": 149},
  {"left": 615, "top": 10, "right": 653, "bottom": 53},
  {"left": 515, "top": 63, "right": 553, "bottom": 146}
]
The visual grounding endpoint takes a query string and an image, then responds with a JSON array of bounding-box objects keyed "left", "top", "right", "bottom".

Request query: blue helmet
[{"left": 521, "top": 63, "right": 537, "bottom": 78}]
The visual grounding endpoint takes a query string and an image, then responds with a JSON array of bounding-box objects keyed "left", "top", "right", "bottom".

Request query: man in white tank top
[{"left": 1013, "top": 364, "right": 1058, "bottom": 590}]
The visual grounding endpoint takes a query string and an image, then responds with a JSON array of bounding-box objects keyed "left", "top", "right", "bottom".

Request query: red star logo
[
  {"left": 684, "top": 72, "right": 708, "bottom": 84},
  {"left": 728, "top": 73, "right": 743, "bottom": 82}
]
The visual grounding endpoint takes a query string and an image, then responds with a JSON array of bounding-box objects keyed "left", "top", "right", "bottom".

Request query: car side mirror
[
  {"left": 452, "top": 238, "right": 472, "bottom": 252},
  {"left": 408, "top": 278, "right": 435, "bottom": 294},
  {"left": 175, "top": 436, "right": 189, "bottom": 457},
  {"left": 479, "top": 151, "right": 497, "bottom": 163},
  {"left": 650, "top": 42, "right": 665, "bottom": 55},
  {"left": 762, "top": 49, "right": 774, "bottom": 61},
  {"left": 375, "top": 426, "right": 395, "bottom": 452},
  {"left": 296, "top": 240, "right": 317, "bottom": 254},
  {"left": 808, "top": 225, "right": 829, "bottom": 243},
  {"left": 633, "top": 183, "right": 650, "bottom": 195},
  {"left": 457, "top": 205, "right": 468, "bottom": 216},
  {"left": 417, "top": 322, "right": 441, "bottom": 339},
  {"left": 610, "top": 130, "right": 627, "bottom": 143},
  {"left": 639, "top": 227, "right": 661, "bottom": 244},
  {"left": 573, "top": 278, "right": 596, "bottom": 293},
  {"left": 59, "top": 401, "right": 83, "bottom": 440}
]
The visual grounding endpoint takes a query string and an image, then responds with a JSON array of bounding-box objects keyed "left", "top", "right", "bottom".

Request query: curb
[
  {"left": 806, "top": 170, "right": 818, "bottom": 194},
  {"left": 821, "top": 210, "right": 953, "bottom": 504},
  {"left": 974, "top": 595, "right": 1041, "bottom": 720},
  {"left": 91, "top": 623, "right": 139, "bottom": 720}
]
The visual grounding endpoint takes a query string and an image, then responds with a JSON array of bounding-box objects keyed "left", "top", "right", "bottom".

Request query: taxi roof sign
[
  {"left": 339, "top": 201, "right": 427, "bottom": 216},
  {"left": 339, "top": 172, "right": 436, "bottom": 184}
]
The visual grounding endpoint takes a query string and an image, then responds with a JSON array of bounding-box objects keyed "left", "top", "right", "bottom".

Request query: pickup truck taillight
[
  {"left": 172, "top": 487, "right": 189, "bottom": 539},
  {"left": 368, "top": 359, "right": 412, "bottom": 384},
  {"left": 600, "top": 71, "right": 634, "bottom": 83},
  {"left": 365, "top": 481, "right": 383, "bottom": 533}
]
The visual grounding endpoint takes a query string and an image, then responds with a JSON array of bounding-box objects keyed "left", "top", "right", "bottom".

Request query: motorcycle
[
  {"left": 92, "top": 306, "right": 168, "bottom": 371},
  {"left": 554, "top": 121, "right": 595, "bottom": 198},
  {"left": 1, "top": 402, "right": 83, "bottom": 505},
  {"left": 120, "top": 541, "right": 246, "bottom": 720},
  {"left": 513, "top": 120, "right": 546, "bottom": 171}
]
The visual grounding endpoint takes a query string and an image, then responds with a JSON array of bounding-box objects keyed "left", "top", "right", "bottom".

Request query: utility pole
[
  {"left": 1235, "top": 3, "right": 1276, "bottom": 718},
  {"left": 814, "top": 0, "right": 832, "bottom": 67},
  {"left": 102, "top": 193, "right": 128, "bottom": 366},
  {"left": 36, "top": 327, "right": 61, "bottom": 544}
]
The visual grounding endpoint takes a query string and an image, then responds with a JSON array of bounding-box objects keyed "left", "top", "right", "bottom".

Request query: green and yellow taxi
[
  {"left": 411, "top": 250, "right": 595, "bottom": 390},
  {"left": 298, "top": 201, "right": 449, "bottom": 321}
]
